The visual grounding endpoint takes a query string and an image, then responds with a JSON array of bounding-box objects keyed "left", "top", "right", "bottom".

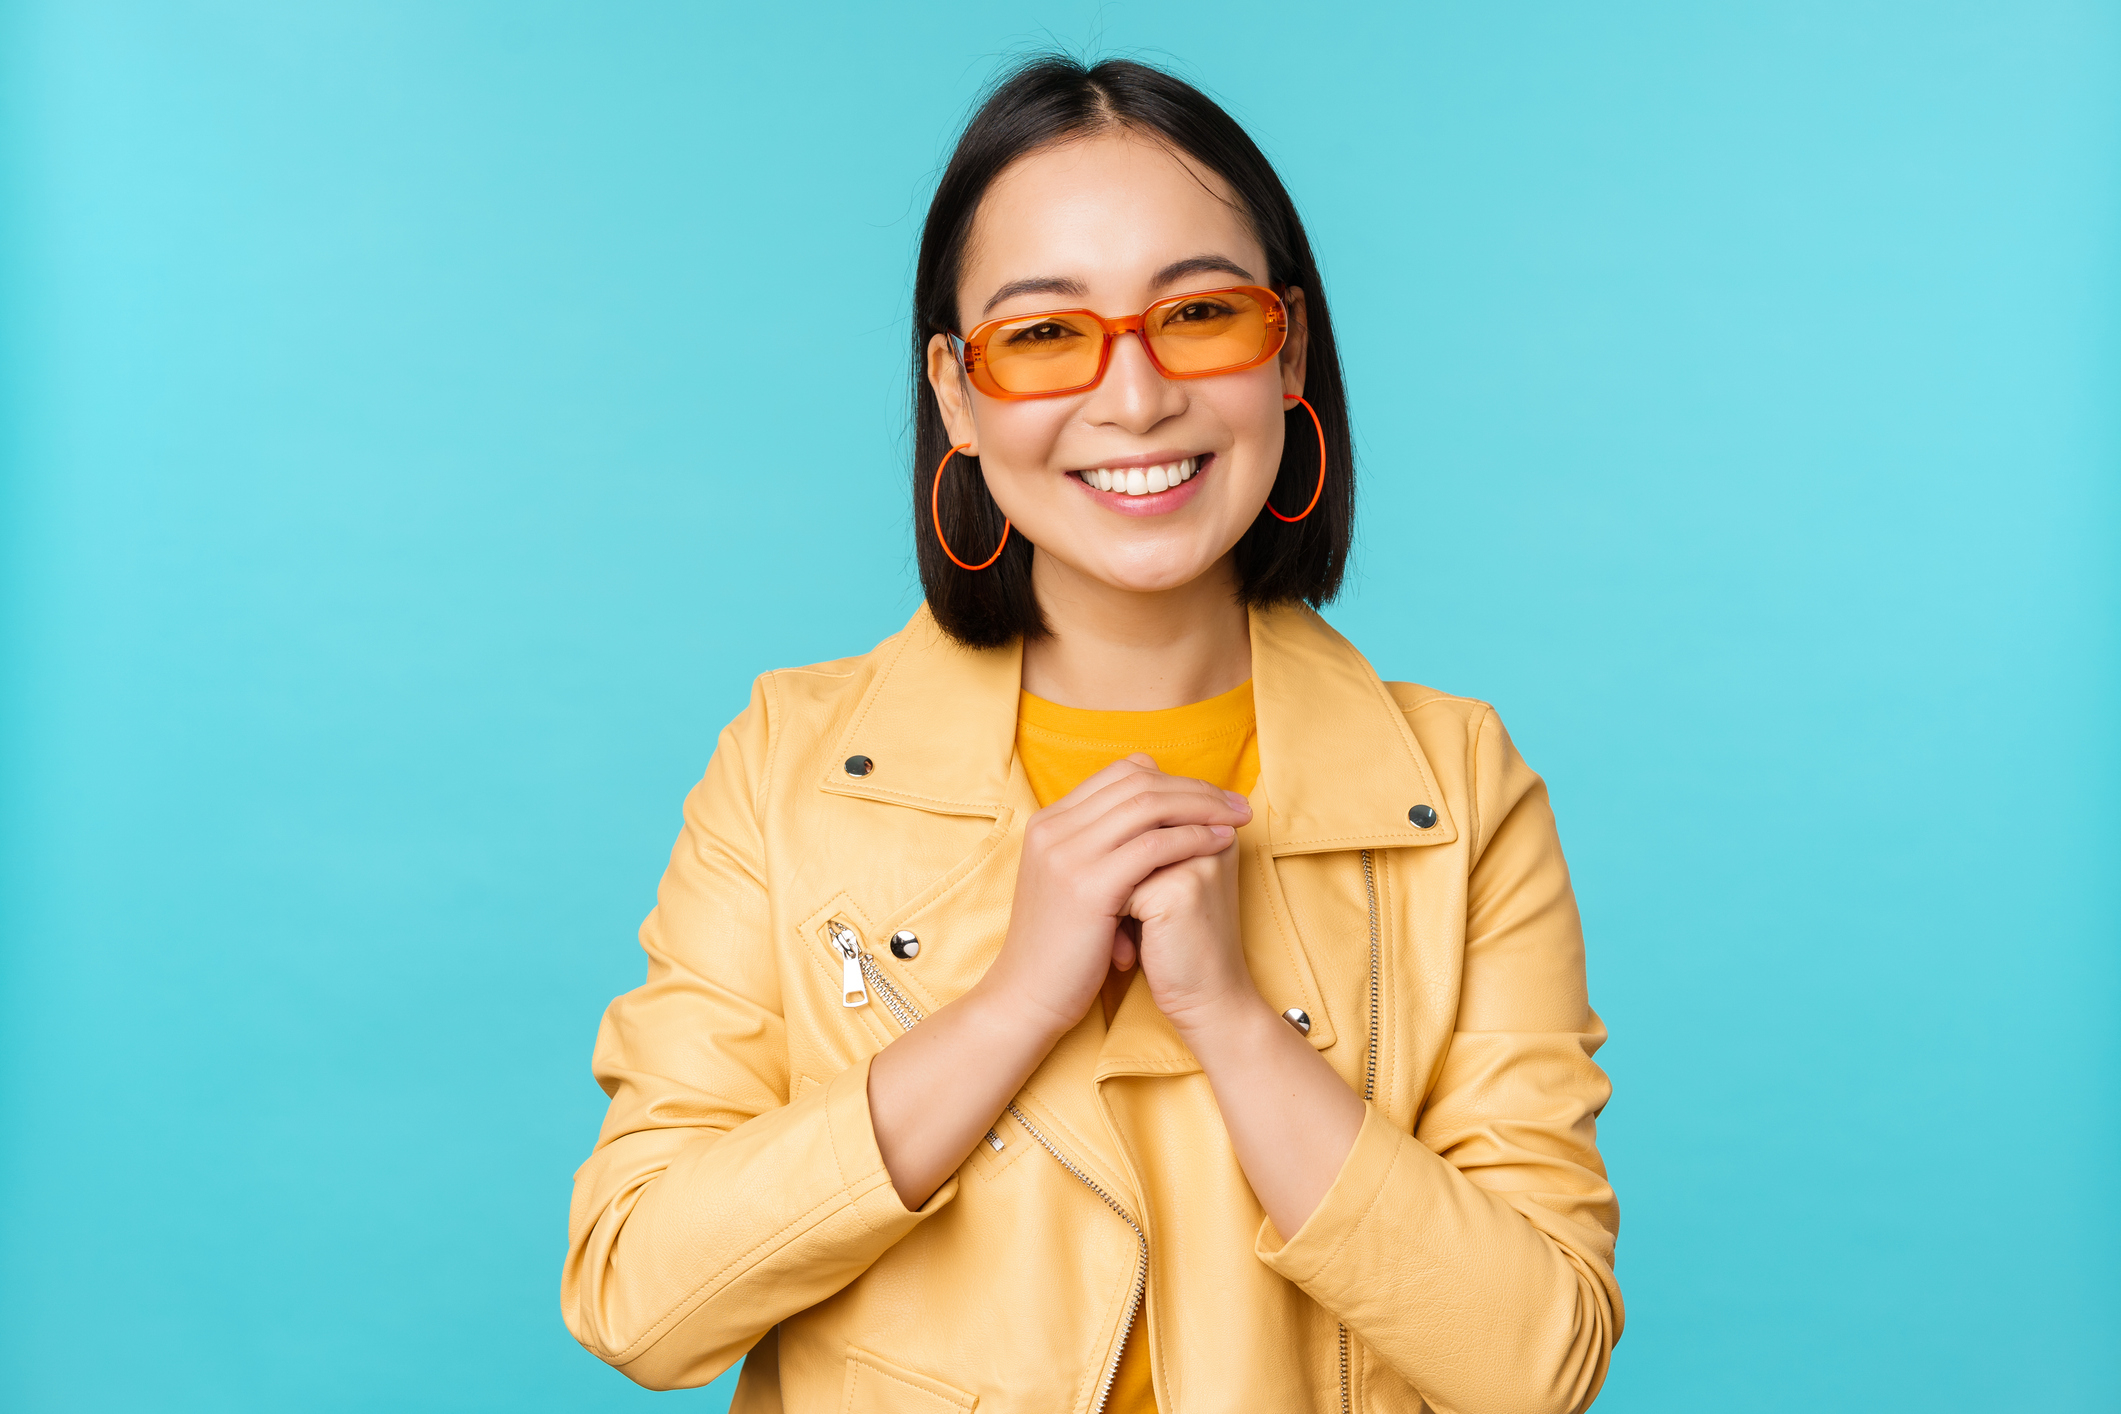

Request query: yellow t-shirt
[
  {"left": 1012, "top": 678, "right": 1259, "bottom": 1414},
  {"left": 1017, "top": 679, "right": 1259, "bottom": 809}
]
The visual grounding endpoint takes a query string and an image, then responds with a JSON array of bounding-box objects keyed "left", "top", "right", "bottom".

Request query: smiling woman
[
  {"left": 914, "top": 65, "right": 1353, "bottom": 649},
  {"left": 563, "top": 56, "right": 1621, "bottom": 1414}
]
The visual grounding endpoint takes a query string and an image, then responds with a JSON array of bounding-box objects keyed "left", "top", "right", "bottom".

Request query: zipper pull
[{"left": 827, "top": 920, "right": 868, "bottom": 1008}]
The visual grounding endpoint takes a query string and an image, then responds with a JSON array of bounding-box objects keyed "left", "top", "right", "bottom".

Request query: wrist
[
  {"left": 1162, "top": 981, "right": 1274, "bottom": 1050},
  {"left": 962, "top": 974, "right": 1079, "bottom": 1050}
]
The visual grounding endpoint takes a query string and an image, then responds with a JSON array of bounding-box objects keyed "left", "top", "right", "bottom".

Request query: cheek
[
  {"left": 974, "top": 398, "right": 1073, "bottom": 477},
  {"left": 1203, "top": 376, "right": 1289, "bottom": 489}
]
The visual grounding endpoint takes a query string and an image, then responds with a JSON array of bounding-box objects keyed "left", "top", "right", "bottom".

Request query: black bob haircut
[{"left": 912, "top": 56, "right": 1355, "bottom": 649}]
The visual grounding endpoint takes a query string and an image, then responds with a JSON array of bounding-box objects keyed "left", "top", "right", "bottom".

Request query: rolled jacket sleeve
[
  {"left": 562, "top": 678, "right": 956, "bottom": 1391},
  {"left": 1257, "top": 706, "right": 1622, "bottom": 1414}
]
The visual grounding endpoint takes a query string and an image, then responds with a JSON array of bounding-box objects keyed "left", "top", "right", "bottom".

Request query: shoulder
[
  {"left": 1380, "top": 679, "right": 1500, "bottom": 755},
  {"left": 756, "top": 648, "right": 876, "bottom": 723},
  {"left": 705, "top": 624, "right": 912, "bottom": 792},
  {"left": 1376, "top": 679, "right": 1551, "bottom": 836},
  {"left": 1378, "top": 679, "right": 1560, "bottom": 869},
  {"left": 737, "top": 625, "right": 906, "bottom": 740}
]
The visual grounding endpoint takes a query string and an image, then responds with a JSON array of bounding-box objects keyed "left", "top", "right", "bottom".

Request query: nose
[{"left": 1085, "top": 327, "right": 1186, "bottom": 433}]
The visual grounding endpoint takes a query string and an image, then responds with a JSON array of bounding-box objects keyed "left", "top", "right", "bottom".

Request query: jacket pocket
[{"left": 842, "top": 1346, "right": 978, "bottom": 1413}]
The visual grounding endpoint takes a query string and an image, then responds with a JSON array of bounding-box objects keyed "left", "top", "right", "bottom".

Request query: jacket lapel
[
  {"left": 1250, "top": 605, "right": 1458, "bottom": 853},
  {"left": 819, "top": 606, "right": 1023, "bottom": 820}
]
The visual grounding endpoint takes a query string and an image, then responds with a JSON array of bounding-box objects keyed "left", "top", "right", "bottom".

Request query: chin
[{"left": 1087, "top": 550, "right": 1224, "bottom": 596}]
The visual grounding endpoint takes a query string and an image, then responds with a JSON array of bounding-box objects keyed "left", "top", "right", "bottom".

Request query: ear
[
  {"left": 1279, "top": 287, "right": 1310, "bottom": 400},
  {"left": 926, "top": 333, "right": 979, "bottom": 455}
]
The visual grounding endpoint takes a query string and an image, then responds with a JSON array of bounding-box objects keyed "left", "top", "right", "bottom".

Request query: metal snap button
[
  {"left": 1408, "top": 804, "right": 1438, "bottom": 829},
  {"left": 844, "top": 755, "right": 874, "bottom": 777},
  {"left": 889, "top": 930, "right": 920, "bottom": 960},
  {"left": 1281, "top": 1007, "right": 1312, "bottom": 1035}
]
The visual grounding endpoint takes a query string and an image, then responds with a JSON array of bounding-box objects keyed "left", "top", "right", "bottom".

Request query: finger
[
  {"left": 1030, "top": 771, "right": 1237, "bottom": 859},
  {"left": 1076, "top": 785, "right": 1250, "bottom": 856},
  {"left": 1050, "top": 761, "right": 1251, "bottom": 840},
  {"left": 1094, "top": 822, "right": 1237, "bottom": 889},
  {"left": 1041, "top": 753, "right": 1161, "bottom": 815},
  {"left": 1111, "top": 925, "right": 1138, "bottom": 972},
  {"left": 1122, "top": 850, "right": 1232, "bottom": 920},
  {"left": 1073, "top": 767, "right": 1248, "bottom": 831}
]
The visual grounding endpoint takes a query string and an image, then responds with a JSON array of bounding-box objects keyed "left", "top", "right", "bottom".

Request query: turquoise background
[{"left": 3, "top": 2, "right": 2116, "bottom": 1410}]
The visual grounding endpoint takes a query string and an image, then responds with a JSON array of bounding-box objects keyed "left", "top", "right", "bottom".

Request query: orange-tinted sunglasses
[{"left": 953, "top": 284, "right": 1289, "bottom": 399}]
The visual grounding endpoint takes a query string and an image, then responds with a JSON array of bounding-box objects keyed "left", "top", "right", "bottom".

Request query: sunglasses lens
[
  {"left": 980, "top": 311, "right": 1106, "bottom": 394},
  {"left": 1147, "top": 288, "right": 1275, "bottom": 375}
]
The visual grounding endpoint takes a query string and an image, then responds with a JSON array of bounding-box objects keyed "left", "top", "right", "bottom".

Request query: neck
[{"left": 1018, "top": 550, "right": 1253, "bottom": 710}]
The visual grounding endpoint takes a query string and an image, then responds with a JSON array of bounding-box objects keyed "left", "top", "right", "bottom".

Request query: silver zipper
[
  {"left": 1005, "top": 1100, "right": 1148, "bottom": 1414},
  {"left": 825, "top": 917, "right": 1142, "bottom": 1414},
  {"left": 827, "top": 920, "right": 867, "bottom": 1008},
  {"left": 1340, "top": 849, "right": 1382, "bottom": 1414}
]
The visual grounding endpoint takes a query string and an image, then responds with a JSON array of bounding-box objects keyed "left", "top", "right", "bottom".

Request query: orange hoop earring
[
  {"left": 1269, "top": 395, "right": 1326, "bottom": 523},
  {"left": 931, "top": 443, "right": 1012, "bottom": 571}
]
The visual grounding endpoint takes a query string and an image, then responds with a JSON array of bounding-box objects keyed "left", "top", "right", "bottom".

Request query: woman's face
[{"left": 928, "top": 131, "right": 1307, "bottom": 598}]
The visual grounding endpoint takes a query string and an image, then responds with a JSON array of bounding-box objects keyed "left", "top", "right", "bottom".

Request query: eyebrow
[
  {"left": 1150, "top": 254, "right": 1256, "bottom": 288},
  {"left": 979, "top": 276, "right": 1088, "bottom": 317},
  {"left": 976, "top": 253, "right": 1259, "bottom": 318}
]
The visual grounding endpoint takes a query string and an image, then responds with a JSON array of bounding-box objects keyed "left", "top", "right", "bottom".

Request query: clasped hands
[
  {"left": 873, "top": 753, "right": 1363, "bottom": 1231},
  {"left": 984, "top": 753, "right": 1263, "bottom": 1041}
]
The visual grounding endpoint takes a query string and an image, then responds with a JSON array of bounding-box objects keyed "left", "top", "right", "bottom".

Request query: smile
[{"left": 1069, "top": 455, "right": 1203, "bottom": 497}]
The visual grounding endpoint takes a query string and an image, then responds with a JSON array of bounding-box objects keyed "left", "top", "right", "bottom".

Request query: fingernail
[
  {"left": 1223, "top": 791, "right": 1249, "bottom": 809},
  {"left": 1210, "top": 824, "right": 1235, "bottom": 838}
]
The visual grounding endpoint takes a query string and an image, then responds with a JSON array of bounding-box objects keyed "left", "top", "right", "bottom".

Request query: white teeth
[{"left": 1083, "top": 458, "right": 1200, "bottom": 493}]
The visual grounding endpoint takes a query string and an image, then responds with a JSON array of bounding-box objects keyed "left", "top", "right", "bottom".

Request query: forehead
[{"left": 960, "top": 131, "right": 1264, "bottom": 314}]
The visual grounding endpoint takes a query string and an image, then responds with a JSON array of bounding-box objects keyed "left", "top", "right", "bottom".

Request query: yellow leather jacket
[{"left": 564, "top": 604, "right": 1622, "bottom": 1413}]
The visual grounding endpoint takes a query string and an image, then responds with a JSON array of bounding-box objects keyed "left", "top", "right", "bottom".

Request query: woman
[{"left": 564, "top": 56, "right": 1621, "bottom": 1414}]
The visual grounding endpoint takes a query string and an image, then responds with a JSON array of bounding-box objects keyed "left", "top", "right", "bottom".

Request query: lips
[{"left": 1068, "top": 452, "right": 1213, "bottom": 515}]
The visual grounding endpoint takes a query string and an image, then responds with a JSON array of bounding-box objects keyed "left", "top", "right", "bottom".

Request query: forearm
[
  {"left": 1256, "top": 1101, "right": 1620, "bottom": 1414},
  {"left": 567, "top": 1057, "right": 927, "bottom": 1388},
  {"left": 866, "top": 981, "right": 1070, "bottom": 1208},
  {"left": 1174, "top": 990, "right": 1365, "bottom": 1242}
]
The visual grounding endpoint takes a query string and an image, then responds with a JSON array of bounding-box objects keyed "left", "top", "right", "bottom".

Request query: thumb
[{"left": 1110, "top": 921, "right": 1138, "bottom": 972}]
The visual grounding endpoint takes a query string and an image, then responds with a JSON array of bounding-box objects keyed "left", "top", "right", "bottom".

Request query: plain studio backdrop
[{"left": 1, "top": 3, "right": 2115, "bottom": 1411}]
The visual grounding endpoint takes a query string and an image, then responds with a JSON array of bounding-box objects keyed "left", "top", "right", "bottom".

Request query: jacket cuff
[
  {"left": 825, "top": 1052, "right": 960, "bottom": 1228},
  {"left": 1253, "top": 1099, "right": 1402, "bottom": 1285}
]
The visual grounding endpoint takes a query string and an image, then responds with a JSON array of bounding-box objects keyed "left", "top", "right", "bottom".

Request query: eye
[
  {"left": 1001, "top": 320, "right": 1085, "bottom": 347},
  {"left": 1164, "top": 299, "right": 1237, "bottom": 326}
]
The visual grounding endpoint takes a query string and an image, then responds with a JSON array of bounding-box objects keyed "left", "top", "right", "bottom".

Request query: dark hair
[{"left": 913, "top": 56, "right": 1355, "bottom": 648}]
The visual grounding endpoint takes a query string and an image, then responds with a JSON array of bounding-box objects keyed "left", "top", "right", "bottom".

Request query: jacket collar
[
  {"left": 818, "top": 608, "right": 1026, "bottom": 821},
  {"left": 1247, "top": 603, "right": 1457, "bottom": 853},
  {"left": 821, "top": 603, "right": 1456, "bottom": 850}
]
